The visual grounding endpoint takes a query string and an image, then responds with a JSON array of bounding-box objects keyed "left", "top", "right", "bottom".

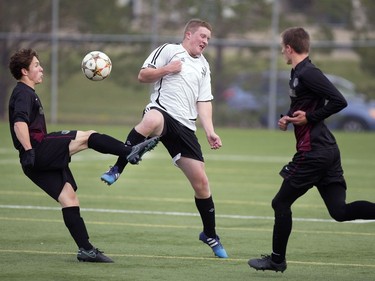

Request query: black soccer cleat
[
  {"left": 248, "top": 254, "right": 287, "bottom": 273},
  {"left": 127, "top": 136, "right": 159, "bottom": 165},
  {"left": 77, "top": 247, "right": 114, "bottom": 263}
]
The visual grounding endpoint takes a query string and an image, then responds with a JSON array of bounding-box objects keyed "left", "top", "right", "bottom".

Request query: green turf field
[{"left": 0, "top": 122, "right": 374, "bottom": 281}]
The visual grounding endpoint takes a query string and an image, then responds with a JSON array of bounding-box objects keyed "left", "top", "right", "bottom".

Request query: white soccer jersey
[{"left": 142, "top": 43, "right": 213, "bottom": 131}]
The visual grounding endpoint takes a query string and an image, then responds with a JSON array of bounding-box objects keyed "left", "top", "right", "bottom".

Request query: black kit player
[
  {"left": 8, "top": 48, "right": 158, "bottom": 263},
  {"left": 248, "top": 27, "right": 375, "bottom": 272}
]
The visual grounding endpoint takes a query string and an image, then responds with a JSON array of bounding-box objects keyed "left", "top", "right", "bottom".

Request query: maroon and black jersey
[
  {"left": 287, "top": 57, "right": 347, "bottom": 151},
  {"left": 8, "top": 82, "right": 47, "bottom": 151}
]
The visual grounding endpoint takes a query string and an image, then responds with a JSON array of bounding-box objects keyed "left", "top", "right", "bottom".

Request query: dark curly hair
[{"left": 9, "top": 48, "right": 39, "bottom": 80}]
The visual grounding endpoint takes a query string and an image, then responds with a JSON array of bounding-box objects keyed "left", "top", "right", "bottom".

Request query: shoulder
[
  {"left": 297, "top": 59, "right": 324, "bottom": 80},
  {"left": 11, "top": 82, "right": 28, "bottom": 96},
  {"left": 155, "top": 43, "right": 182, "bottom": 53},
  {"left": 148, "top": 43, "right": 184, "bottom": 63}
]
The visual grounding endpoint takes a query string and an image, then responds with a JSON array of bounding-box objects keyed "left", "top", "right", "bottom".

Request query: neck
[
  {"left": 182, "top": 42, "right": 199, "bottom": 58},
  {"left": 20, "top": 77, "right": 35, "bottom": 89},
  {"left": 292, "top": 54, "right": 308, "bottom": 68}
]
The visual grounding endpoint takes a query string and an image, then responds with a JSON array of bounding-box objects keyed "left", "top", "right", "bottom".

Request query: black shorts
[
  {"left": 148, "top": 107, "right": 204, "bottom": 165},
  {"left": 279, "top": 147, "right": 346, "bottom": 190},
  {"left": 22, "top": 130, "right": 78, "bottom": 201}
]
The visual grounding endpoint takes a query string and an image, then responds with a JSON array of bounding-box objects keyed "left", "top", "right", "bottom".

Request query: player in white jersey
[
  {"left": 144, "top": 42, "right": 212, "bottom": 131},
  {"left": 100, "top": 19, "right": 228, "bottom": 258}
]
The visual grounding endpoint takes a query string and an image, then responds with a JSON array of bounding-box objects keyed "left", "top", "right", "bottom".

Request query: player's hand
[
  {"left": 21, "top": 149, "right": 35, "bottom": 168},
  {"left": 286, "top": 110, "right": 308, "bottom": 126},
  {"left": 207, "top": 133, "right": 222, "bottom": 150},
  {"left": 167, "top": 60, "right": 182, "bottom": 74},
  {"left": 278, "top": 115, "right": 289, "bottom": 131}
]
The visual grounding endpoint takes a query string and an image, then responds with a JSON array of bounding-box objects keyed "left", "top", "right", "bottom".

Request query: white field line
[
  {"left": 0, "top": 204, "right": 374, "bottom": 224},
  {"left": 0, "top": 248, "right": 374, "bottom": 268}
]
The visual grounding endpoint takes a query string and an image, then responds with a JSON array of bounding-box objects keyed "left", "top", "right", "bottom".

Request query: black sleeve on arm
[
  {"left": 12, "top": 89, "right": 31, "bottom": 124},
  {"left": 304, "top": 68, "right": 348, "bottom": 123}
]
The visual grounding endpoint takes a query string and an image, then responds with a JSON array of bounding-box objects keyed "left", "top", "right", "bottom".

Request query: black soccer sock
[
  {"left": 271, "top": 252, "right": 284, "bottom": 264},
  {"left": 195, "top": 196, "right": 216, "bottom": 238},
  {"left": 88, "top": 133, "right": 131, "bottom": 156},
  {"left": 114, "top": 128, "right": 146, "bottom": 173},
  {"left": 62, "top": 206, "right": 93, "bottom": 250},
  {"left": 271, "top": 210, "right": 292, "bottom": 262}
]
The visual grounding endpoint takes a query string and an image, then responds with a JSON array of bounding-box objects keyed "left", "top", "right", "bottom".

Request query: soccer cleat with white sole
[
  {"left": 100, "top": 166, "right": 120, "bottom": 186},
  {"left": 199, "top": 232, "right": 228, "bottom": 258}
]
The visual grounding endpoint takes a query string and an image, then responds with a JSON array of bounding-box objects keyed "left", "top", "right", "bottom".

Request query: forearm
[
  {"left": 138, "top": 66, "right": 172, "bottom": 83},
  {"left": 197, "top": 101, "right": 215, "bottom": 135},
  {"left": 197, "top": 101, "right": 222, "bottom": 149},
  {"left": 14, "top": 121, "right": 32, "bottom": 150},
  {"left": 307, "top": 97, "right": 347, "bottom": 123}
]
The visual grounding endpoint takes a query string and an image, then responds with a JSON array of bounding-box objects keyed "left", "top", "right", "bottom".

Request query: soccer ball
[{"left": 81, "top": 51, "right": 112, "bottom": 81}]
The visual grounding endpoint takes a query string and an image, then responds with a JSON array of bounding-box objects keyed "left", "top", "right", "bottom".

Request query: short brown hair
[
  {"left": 183, "top": 19, "right": 212, "bottom": 37},
  {"left": 281, "top": 27, "right": 310, "bottom": 54},
  {"left": 9, "top": 48, "right": 39, "bottom": 80}
]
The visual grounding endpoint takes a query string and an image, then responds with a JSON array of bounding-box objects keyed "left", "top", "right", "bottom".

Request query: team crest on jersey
[
  {"left": 289, "top": 77, "right": 298, "bottom": 97},
  {"left": 293, "top": 77, "right": 299, "bottom": 87},
  {"left": 201, "top": 66, "right": 207, "bottom": 78}
]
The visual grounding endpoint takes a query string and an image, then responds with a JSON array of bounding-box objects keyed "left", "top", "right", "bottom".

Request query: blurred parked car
[{"left": 220, "top": 71, "right": 375, "bottom": 131}]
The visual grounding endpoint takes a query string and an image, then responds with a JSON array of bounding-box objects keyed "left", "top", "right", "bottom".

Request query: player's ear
[{"left": 21, "top": 68, "right": 29, "bottom": 76}]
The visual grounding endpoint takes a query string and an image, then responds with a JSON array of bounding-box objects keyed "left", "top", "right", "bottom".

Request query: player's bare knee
[
  {"left": 76, "top": 130, "right": 97, "bottom": 141},
  {"left": 85, "top": 130, "right": 97, "bottom": 137},
  {"left": 193, "top": 180, "right": 210, "bottom": 197}
]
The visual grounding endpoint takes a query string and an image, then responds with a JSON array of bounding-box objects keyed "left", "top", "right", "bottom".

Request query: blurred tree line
[{"left": 1, "top": 0, "right": 375, "bottom": 122}]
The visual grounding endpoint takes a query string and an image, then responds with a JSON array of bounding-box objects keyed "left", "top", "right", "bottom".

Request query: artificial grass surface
[{"left": 0, "top": 122, "right": 374, "bottom": 280}]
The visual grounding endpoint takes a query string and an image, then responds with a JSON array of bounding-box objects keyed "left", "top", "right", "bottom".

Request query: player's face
[
  {"left": 24, "top": 56, "right": 44, "bottom": 86},
  {"left": 281, "top": 43, "right": 292, "bottom": 65},
  {"left": 186, "top": 26, "right": 211, "bottom": 57}
]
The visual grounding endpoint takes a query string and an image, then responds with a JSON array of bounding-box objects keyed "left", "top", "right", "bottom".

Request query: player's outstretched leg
[
  {"left": 127, "top": 136, "right": 159, "bottom": 165},
  {"left": 100, "top": 136, "right": 159, "bottom": 185}
]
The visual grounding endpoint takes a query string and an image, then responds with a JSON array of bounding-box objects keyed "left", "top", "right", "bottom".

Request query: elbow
[
  {"left": 138, "top": 72, "right": 150, "bottom": 83},
  {"left": 338, "top": 99, "right": 348, "bottom": 112},
  {"left": 342, "top": 99, "right": 348, "bottom": 109},
  {"left": 137, "top": 73, "right": 145, "bottom": 83}
]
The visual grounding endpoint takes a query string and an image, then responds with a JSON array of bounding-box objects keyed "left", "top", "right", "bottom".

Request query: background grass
[{"left": 0, "top": 121, "right": 374, "bottom": 281}]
